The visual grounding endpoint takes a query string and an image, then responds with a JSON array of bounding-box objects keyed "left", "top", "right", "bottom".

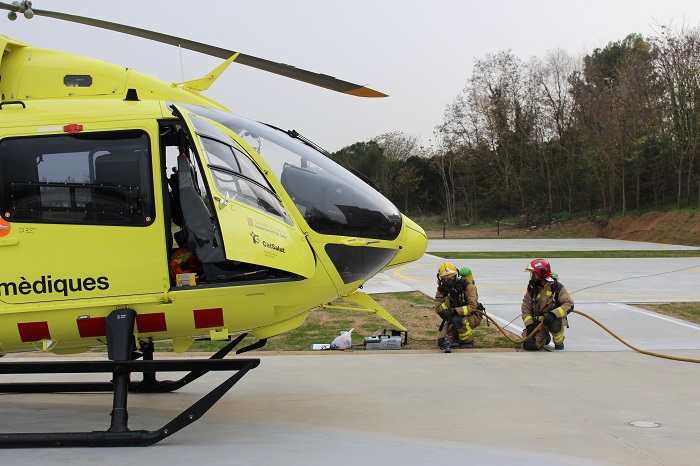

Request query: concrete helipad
[
  {"left": 1, "top": 239, "right": 699, "bottom": 465},
  {"left": 365, "top": 239, "right": 700, "bottom": 352}
]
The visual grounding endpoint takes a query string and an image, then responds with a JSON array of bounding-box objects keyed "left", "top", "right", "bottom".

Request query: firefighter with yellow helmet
[
  {"left": 434, "top": 262, "right": 483, "bottom": 352},
  {"left": 521, "top": 259, "right": 574, "bottom": 350}
]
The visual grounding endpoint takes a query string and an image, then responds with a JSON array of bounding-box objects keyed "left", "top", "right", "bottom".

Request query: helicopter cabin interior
[{"left": 0, "top": 121, "right": 299, "bottom": 288}]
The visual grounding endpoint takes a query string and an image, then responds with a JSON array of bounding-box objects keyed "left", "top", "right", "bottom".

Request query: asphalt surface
[{"left": 1, "top": 238, "right": 699, "bottom": 465}]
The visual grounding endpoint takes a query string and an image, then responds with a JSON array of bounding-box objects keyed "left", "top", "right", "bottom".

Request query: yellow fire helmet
[{"left": 438, "top": 262, "right": 458, "bottom": 278}]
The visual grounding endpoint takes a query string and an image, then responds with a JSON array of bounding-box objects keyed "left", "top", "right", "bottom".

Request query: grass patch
[
  {"left": 634, "top": 302, "right": 700, "bottom": 325},
  {"left": 370, "top": 292, "right": 518, "bottom": 350},
  {"left": 98, "top": 295, "right": 700, "bottom": 354},
  {"left": 430, "top": 250, "right": 700, "bottom": 259},
  {"left": 149, "top": 291, "right": 519, "bottom": 353}
]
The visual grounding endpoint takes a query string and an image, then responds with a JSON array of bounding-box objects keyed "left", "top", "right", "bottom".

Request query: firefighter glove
[
  {"left": 438, "top": 307, "right": 456, "bottom": 321},
  {"left": 526, "top": 324, "right": 537, "bottom": 336},
  {"left": 543, "top": 311, "right": 556, "bottom": 327}
]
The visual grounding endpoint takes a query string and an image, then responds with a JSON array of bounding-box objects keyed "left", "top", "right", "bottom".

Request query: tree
[
  {"left": 371, "top": 132, "right": 424, "bottom": 203},
  {"left": 429, "top": 130, "right": 458, "bottom": 224},
  {"left": 653, "top": 25, "right": 700, "bottom": 206},
  {"left": 331, "top": 140, "right": 386, "bottom": 190},
  {"left": 572, "top": 34, "right": 659, "bottom": 214},
  {"left": 441, "top": 50, "right": 537, "bottom": 220},
  {"left": 531, "top": 49, "right": 581, "bottom": 213},
  {"left": 333, "top": 25, "right": 700, "bottom": 224},
  {"left": 372, "top": 131, "right": 422, "bottom": 162}
]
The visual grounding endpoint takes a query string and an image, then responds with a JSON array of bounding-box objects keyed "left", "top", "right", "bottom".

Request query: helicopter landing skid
[
  {"left": 0, "top": 309, "right": 260, "bottom": 447},
  {"left": 0, "top": 333, "right": 251, "bottom": 394}
]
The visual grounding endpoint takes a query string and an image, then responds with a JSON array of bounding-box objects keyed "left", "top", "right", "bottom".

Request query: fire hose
[{"left": 476, "top": 308, "right": 700, "bottom": 364}]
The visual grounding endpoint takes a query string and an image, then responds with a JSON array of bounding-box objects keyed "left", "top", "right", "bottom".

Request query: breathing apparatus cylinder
[{"left": 459, "top": 267, "right": 474, "bottom": 284}]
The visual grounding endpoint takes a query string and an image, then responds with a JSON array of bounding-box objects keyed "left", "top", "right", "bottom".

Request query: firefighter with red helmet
[
  {"left": 434, "top": 262, "right": 483, "bottom": 352},
  {"left": 521, "top": 259, "right": 573, "bottom": 350}
]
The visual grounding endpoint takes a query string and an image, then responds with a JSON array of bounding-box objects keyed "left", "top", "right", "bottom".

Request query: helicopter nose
[{"left": 385, "top": 215, "right": 427, "bottom": 269}]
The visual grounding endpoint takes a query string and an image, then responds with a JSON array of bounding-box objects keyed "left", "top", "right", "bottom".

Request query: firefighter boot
[
  {"left": 437, "top": 337, "right": 451, "bottom": 353},
  {"left": 554, "top": 336, "right": 565, "bottom": 350}
]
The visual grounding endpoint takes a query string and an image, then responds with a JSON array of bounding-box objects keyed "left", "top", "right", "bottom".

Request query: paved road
[
  {"left": 2, "top": 349, "right": 700, "bottom": 465},
  {"left": 2, "top": 239, "right": 700, "bottom": 465},
  {"left": 426, "top": 238, "right": 700, "bottom": 252}
]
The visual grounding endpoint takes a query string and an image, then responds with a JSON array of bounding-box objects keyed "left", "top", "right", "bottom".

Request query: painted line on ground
[{"left": 609, "top": 302, "right": 700, "bottom": 331}]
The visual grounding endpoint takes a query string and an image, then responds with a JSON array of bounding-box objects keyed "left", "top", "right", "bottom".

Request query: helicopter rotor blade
[{"left": 0, "top": 3, "right": 388, "bottom": 98}]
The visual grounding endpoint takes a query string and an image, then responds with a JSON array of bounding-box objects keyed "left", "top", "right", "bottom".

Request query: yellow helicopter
[{"left": 0, "top": 1, "right": 427, "bottom": 447}]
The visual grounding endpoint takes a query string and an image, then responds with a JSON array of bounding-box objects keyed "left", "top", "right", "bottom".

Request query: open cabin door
[{"left": 172, "top": 105, "right": 315, "bottom": 280}]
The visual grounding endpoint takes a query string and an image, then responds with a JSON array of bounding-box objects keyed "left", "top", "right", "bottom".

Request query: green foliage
[
  {"left": 331, "top": 138, "right": 441, "bottom": 217},
  {"left": 585, "top": 33, "right": 652, "bottom": 88},
  {"left": 331, "top": 140, "right": 385, "bottom": 180}
]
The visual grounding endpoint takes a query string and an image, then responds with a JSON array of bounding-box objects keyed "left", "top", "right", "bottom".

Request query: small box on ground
[{"left": 364, "top": 335, "right": 402, "bottom": 350}]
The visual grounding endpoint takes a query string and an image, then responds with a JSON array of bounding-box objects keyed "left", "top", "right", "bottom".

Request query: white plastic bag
[{"left": 331, "top": 328, "right": 354, "bottom": 350}]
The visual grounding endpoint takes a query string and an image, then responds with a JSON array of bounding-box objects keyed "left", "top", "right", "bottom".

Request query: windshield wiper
[
  {"left": 262, "top": 123, "right": 331, "bottom": 157},
  {"left": 262, "top": 122, "right": 382, "bottom": 192}
]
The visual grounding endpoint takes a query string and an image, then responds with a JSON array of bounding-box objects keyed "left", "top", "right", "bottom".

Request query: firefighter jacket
[
  {"left": 435, "top": 279, "right": 481, "bottom": 317},
  {"left": 521, "top": 279, "right": 574, "bottom": 327}
]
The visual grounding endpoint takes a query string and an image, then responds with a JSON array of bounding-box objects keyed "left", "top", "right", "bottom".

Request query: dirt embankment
[
  {"left": 601, "top": 210, "right": 700, "bottom": 246},
  {"left": 424, "top": 210, "right": 700, "bottom": 246}
]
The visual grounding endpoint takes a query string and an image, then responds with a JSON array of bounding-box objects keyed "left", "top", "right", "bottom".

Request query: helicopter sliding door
[
  {"left": 172, "top": 105, "right": 315, "bottom": 279},
  {"left": 0, "top": 129, "right": 164, "bottom": 305}
]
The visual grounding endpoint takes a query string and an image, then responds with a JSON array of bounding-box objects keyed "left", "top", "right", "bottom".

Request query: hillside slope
[
  {"left": 423, "top": 209, "right": 700, "bottom": 246},
  {"left": 602, "top": 210, "right": 700, "bottom": 246}
]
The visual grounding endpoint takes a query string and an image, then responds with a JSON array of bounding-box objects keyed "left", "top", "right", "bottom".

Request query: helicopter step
[{"left": 0, "top": 309, "right": 260, "bottom": 448}]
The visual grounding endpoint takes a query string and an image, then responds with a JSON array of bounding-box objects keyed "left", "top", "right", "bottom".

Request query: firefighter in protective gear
[
  {"left": 521, "top": 259, "right": 574, "bottom": 351},
  {"left": 435, "top": 262, "right": 483, "bottom": 352},
  {"left": 434, "top": 265, "right": 475, "bottom": 300},
  {"left": 435, "top": 262, "right": 456, "bottom": 301}
]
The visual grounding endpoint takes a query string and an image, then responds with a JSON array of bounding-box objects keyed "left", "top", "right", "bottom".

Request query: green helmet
[{"left": 459, "top": 267, "right": 474, "bottom": 284}]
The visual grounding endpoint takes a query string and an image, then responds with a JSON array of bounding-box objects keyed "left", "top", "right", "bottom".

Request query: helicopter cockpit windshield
[{"left": 176, "top": 104, "right": 402, "bottom": 241}]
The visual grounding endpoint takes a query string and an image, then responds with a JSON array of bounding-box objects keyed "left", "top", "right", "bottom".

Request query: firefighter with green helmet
[
  {"left": 434, "top": 262, "right": 483, "bottom": 352},
  {"left": 521, "top": 259, "right": 574, "bottom": 350},
  {"left": 459, "top": 266, "right": 474, "bottom": 284}
]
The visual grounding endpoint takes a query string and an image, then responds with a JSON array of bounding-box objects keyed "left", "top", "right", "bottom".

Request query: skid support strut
[{"left": 0, "top": 309, "right": 259, "bottom": 447}]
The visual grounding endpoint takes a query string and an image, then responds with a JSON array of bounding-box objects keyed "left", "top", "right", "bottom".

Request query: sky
[{"left": 2, "top": 0, "right": 699, "bottom": 152}]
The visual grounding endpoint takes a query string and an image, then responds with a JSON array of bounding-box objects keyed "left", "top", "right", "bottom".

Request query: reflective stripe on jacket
[{"left": 521, "top": 280, "right": 574, "bottom": 325}]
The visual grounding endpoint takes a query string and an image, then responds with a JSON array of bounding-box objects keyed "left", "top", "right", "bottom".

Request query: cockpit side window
[{"left": 187, "top": 115, "right": 292, "bottom": 225}]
